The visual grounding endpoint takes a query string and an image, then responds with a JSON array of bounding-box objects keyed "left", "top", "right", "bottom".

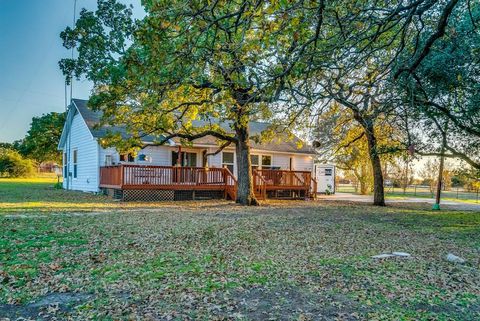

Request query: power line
[{"left": 69, "top": 0, "right": 77, "bottom": 104}]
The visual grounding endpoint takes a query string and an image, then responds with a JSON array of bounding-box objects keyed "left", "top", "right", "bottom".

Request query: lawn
[{"left": 1, "top": 179, "right": 479, "bottom": 320}]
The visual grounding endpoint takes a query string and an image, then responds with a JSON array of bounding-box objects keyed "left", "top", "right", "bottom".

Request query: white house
[{"left": 58, "top": 99, "right": 316, "bottom": 200}]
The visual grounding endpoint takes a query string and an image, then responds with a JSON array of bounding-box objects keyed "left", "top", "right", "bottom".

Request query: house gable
[{"left": 59, "top": 101, "right": 100, "bottom": 192}]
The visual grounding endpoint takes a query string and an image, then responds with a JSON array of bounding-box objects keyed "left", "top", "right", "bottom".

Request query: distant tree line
[{"left": 0, "top": 112, "right": 65, "bottom": 177}]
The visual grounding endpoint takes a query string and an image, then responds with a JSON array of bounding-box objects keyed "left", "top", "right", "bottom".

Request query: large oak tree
[
  {"left": 60, "top": 0, "right": 325, "bottom": 205},
  {"left": 290, "top": 0, "right": 467, "bottom": 205}
]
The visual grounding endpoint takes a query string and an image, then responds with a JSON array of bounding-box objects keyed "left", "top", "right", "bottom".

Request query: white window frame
[
  {"left": 119, "top": 153, "right": 135, "bottom": 163},
  {"left": 222, "top": 151, "right": 235, "bottom": 174},
  {"left": 261, "top": 154, "right": 273, "bottom": 169},
  {"left": 251, "top": 154, "right": 260, "bottom": 170},
  {"left": 73, "top": 149, "right": 78, "bottom": 179},
  {"left": 250, "top": 153, "right": 274, "bottom": 170},
  {"left": 63, "top": 152, "right": 68, "bottom": 178},
  {"left": 104, "top": 155, "right": 113, "bottom": 166}
]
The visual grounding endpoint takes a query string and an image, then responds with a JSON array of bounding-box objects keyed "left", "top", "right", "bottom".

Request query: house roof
[{"left": 66, "top": 98, "right": 315, "bottom": 155}]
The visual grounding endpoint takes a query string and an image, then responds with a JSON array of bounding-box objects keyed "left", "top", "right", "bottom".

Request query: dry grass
[{"left": 0, "top": 179, "right": 479, "bottom": 320}]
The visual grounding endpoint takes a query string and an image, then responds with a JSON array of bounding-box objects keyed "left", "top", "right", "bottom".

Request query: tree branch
[{"left": 394, "top": 0, "right": 460, "bottom": 79}]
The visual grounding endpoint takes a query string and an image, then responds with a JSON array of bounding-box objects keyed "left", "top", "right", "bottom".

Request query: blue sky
[{"left": 0, "top": 0, "right": 142, "bottom": 143}]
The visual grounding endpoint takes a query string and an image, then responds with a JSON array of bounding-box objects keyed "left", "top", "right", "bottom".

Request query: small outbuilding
[{"left": 314, "top": 164, "right": 336, "bottom": 194}]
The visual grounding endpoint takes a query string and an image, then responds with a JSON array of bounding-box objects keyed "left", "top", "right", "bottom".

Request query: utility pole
[
  {"left": 65, "top": 0, "right": 78, "bottom": 191},
  {"left": 432, "top": 125, "right": 448, "bottom": 210},
  {"left": 432, "top": 148, "right": 445, "bottom": 210},
  {"left": 70, "top": 0, "right": 77, "bottom": 102}
]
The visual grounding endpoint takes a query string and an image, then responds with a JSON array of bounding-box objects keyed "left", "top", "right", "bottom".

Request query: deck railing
[
  {"left": 99, "top": 165, "right": 313, "bottom": 199},
  {"left": 311, "top": 177, "right": 318, "bottom": 199},
  {"left": 224, "top": 167, "right": 238, "bottom": 200},
  {"left": 99, "top": 166, "right": 123, "bottom": 188},
  {"left": 100, "top": 165, "right": 229, "bottom": 189},
  {"left": 253, "top": 170, "right": 267, "bottom": 200},
  {"left": 253, "top": 169, "right": 313, "bottom": 198},
  {"left": 254, "top": 169, "right": 312, "bottom": 188}
]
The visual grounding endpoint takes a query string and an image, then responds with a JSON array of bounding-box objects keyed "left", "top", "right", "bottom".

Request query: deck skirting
[{"left": 102, "top": 188, "right": 226, "bottom": 202}]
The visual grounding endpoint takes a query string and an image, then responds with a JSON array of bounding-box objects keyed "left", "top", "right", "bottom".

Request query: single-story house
[{"left": 58, "top": 99, "right": 317, "bottom": 201}]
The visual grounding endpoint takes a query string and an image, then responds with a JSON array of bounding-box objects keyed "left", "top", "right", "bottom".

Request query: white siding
[
  {"left": 99, "top": 146, "right": 172, "bottom": 166},
  {"left": 99, "top": 145, "right": 204, "bottom": 167},
  {"left": 207, "top": 147, "right": 237, "bottom": 176},
  {"left": 62, "top": 111, "right": 99, "bottom": 192},
  {"left": 207, "top": 148, "right": 313, "bottom": 174},
  {"left": 206, "top": 148, "right": 224, "bottom": 168},
  {"left": 292, "top": 154, "right": 314, "bottom": 171},
  {"left": 141, "top": 146, "right": 172, "bottom": 165},
  {"left": 272, "top": 154, "right": 291, "bottom": 170},
  {"left": 99, "top": 147, "right": 120, "bottom": 165}
]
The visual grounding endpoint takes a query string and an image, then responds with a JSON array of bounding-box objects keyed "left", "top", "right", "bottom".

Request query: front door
[
  {"left": 172, "top": 151, "right": 198, "bottom": 183},
  {"left": 172, "top": 151, "right": 197, "bottom": 167}
]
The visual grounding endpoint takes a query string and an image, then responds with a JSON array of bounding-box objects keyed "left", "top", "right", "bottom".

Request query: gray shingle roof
[
  {"left": 72, "top": 99, "right": 315, "bottom": 155},
  {"left": 72, "top": 99, "right": 163, "bottom": 142}
]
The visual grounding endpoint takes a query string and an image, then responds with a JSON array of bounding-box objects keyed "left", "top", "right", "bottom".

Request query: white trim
[
  {"left": 221, "top": 151, "right": 235, "bottom": 173},
  {"left": 72, "top": 148, "right": 78, "bottom": 180},
  {"left": 57, "top": 105, "right": 76, "bottom": 149},
  {"left": 250, "top": 152, "right": 274, "bottom": 169},
  {"left": 250, "top": 148, "right": 314, "bottom": 156},
  {"left": 58, "top": 101, "right": 314, "bottom": 156},
  {"left": 140, "top": 142, "right": 315, "bottom": 156},
  {"left": 96, "top": 143, "right": 101, "bottom": 189},
  {"left": 260, "top": 154, "right": 273, "bottom": 169},
  {"left": 72, "top": 100, "right": 95, "bottom": 141}
]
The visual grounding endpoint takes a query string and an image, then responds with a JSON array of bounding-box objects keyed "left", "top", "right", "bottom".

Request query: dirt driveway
[{"left": 317, "top": 192, "right": 480, "bottom": 211}]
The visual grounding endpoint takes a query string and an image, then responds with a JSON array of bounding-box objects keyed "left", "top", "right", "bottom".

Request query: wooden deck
[
  {"left": 100, "top": 165, "right": 237, "bottom": 200},
  {"left": 99, "top": 165, "right": 316, "bottom": 200},
  {"left": 253, "top": 169, "right": 317, "bottom": 200}
]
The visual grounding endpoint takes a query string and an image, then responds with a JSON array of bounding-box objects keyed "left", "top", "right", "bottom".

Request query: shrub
[{"left": 0, "top": 148, "right": 36, "bottom": 178}]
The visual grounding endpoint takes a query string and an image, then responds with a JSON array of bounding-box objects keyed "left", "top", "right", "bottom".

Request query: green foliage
[
  {"left": 314, "top": 103, "right": 402, "bottom": 195},
  {"left": 59, "top": 0, "right": 311, "bottom": 144},
  {"left": 53, "top": 181, "right": 63, "bottom": 189},
  {"left": 0, "top": 142, "right": 14, "bottom": 149},
  {"left": 0, "top": 148, "right": 36, "bottom": 178},
  {"left": 15, "top": 112, "right": 66, "bottom": 164},
  {"left": 395, "top": 2, "right": 480, "bottom": 168},
  {"left": 59, "top": 0, "right": 326, "bottom": 204},
  {"left": 453, "top": 166, "right": 480, "bottom": 191}
]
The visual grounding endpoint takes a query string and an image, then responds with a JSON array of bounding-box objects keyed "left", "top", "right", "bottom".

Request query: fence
[{"left": 336, "top": 183, "right": 480, "bottom": 203}]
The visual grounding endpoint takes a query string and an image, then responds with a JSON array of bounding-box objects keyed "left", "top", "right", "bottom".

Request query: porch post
[
  {"left": 176, "top": 146, "right": 182, "bottom": 183},
  {"left": 177, "top": 146, "right": 182, "bottom": 166}
]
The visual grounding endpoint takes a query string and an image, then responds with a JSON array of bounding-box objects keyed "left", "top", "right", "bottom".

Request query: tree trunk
[
  {"left": 235, "top": 125, "right": 259, "bottom": 206},
  {"left": 364, "top": 122, "right": 386, "bottom": 206},
  {"left": 355, "top": 167, "right": 368, "bottom": 195}
]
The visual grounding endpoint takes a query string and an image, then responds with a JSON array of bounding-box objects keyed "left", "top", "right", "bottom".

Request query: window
[
  {"left": 63, "top": 152, "right": 68, "bottom": 177},
  {"left": 172, "top": 151, "right": 197, "bottom": 167},
  {"left": 222, "top": 152, "right": 235, "bottom": 173},
  {"left": 120, "top": 153, "right": 135, "bottom": 162},
  {"left": 104, "top": 155, "right": 113, "bottom": 166},
  {"left": 325, "top": 168, "right": 332, "bottom": 176},
  {"left": 73, "top": 150, "right": 78, "bottom": 178},
  {"left": 261, "top": 155, "right": 272, "bottom": 169},
  {"left": 251, "top": 155, "right": 259, "bottom": 170},
  {"left": 185, "top": 152, "right": 197, "bottom": 167}
]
